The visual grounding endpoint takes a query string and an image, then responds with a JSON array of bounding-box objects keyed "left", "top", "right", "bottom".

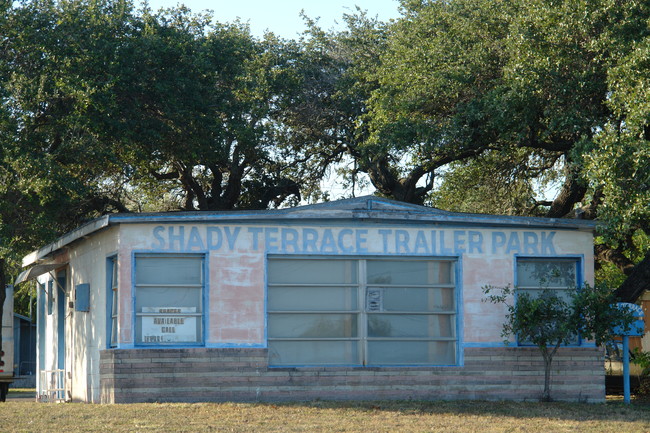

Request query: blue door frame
[{"left": 56, "top": 272, "right": 66, "bottom": 371}]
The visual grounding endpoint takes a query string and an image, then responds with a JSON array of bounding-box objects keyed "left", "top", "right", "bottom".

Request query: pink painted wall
[
  {"left": 210, "top": 253, "right": 265, "bottom": 344},
  {"left": 116, "top": 223, "right": 594, "bottom": 347}
]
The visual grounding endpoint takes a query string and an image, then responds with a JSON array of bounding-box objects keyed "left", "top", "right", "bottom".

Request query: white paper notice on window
[
  {"left": 366, "top": 289, "right": 383, "bottom": 312},
  {"left": 141, "top": 307, "right": 197, "bottom": 343}
]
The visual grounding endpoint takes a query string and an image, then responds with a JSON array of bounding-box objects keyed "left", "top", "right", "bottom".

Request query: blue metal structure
[{"left": 613, "top": 303, "right": 644, "bottom": 404}]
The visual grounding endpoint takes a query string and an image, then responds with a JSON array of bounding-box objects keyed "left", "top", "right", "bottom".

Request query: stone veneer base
[{"left": 99, "top": 347, "right": 605, "bottom": 404}]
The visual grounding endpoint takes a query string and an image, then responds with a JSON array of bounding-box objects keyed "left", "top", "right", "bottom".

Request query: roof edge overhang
[
  {"left": 20, "top": 196, "right": 597, "bottom": 268},
  {"left": 107, "top": 208, "right": 598, "bottom": 231},
  {"left": 21, "top": 215, "right": 110, "bottom": 267}
]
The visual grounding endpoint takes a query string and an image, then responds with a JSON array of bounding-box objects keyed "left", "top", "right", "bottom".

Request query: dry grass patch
[{"left": 0, "top": 399, "right": 648, "bottom": 432}]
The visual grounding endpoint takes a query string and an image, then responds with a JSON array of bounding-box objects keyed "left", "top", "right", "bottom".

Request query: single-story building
[{"left": 17, "top": 196, "right": 602, "bottom": 403}]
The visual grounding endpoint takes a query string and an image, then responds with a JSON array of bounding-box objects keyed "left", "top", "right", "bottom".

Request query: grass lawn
[{"left": 1, "top": 395, "right": 649, "bottom": 433}]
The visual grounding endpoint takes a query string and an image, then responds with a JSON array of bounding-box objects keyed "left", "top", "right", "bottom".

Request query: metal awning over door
[{"left": 14, "top": 264, "right": 63, "bottom": 286}]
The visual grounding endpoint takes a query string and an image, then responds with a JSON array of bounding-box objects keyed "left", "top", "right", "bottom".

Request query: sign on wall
[
  {"left": 150, "top": 225, "right": 560, "bottom": 256},
  {"left": 141, "top": 307, "right": 197, "bottom": 343}
]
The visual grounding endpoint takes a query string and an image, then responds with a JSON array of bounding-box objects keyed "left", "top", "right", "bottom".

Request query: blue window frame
[
  {"left": 267, "top": 257, "right": 458, "bottom": 367},
  {"left": 515, "top": 257, "right": 581, "bottom": 346},
  {"left": 106, "top": 257, "right": 118, "bottom": 348},
  {"left": 134, "top": 253, "right": 205, "bottom": 346}
]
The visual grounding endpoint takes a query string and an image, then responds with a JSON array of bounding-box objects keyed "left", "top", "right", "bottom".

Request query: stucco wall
[
  {"left": 44, "top": 218, "right": 596, "bottom": 403},
  {"left": 69, "top": 226, "right": 119, "bottom": 402},
  {"left": 37, "top": 227, "right": 118, "bottom": 402},
  {"left": 118, "top": 223, "right": 594, "bottom": 349}
]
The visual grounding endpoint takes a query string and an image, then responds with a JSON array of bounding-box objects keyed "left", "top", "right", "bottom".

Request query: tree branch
[
  {"left": 594, "top": 244, "right": 636, "bottom": 275},
  {"left": 545, "top": 162, "right": 587, "bottom": 218},
  {"left": 150, "top": 170, "right": 179, "bottom": 181},
  {"left": 614, "top": 251, "right": 650, "bottom": 302}
]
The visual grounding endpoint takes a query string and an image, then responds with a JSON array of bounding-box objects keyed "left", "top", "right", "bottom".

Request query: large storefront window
[
  {"left": 134, "top": 254, "right": 204, "bottom": 345},
  {"left": 267, "top": 257, "right": 457, "bottom": 366}
]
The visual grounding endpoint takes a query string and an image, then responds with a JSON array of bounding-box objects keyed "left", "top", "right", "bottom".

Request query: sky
[{"left": 145, "top": 0, "right": 402, "bottom": 39}]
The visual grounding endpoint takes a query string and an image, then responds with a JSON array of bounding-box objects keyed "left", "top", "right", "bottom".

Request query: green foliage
[
  {"left": 586, "top": 32, "right": 650, "bottom": 244},
  {"left": 572, "top": 285, "right": 637, "bottom": 346},
  {"left": 484, "top": 283, "right": 635, "bottom": 401},
  {"left": 631, "top": 348, "right": 650, "bottom": 377},
  {"left": 429, "top": 148, "right": 553, "bottom": 215},
  {"left": 274, "top": 9, "right": 390, "bottom": 201},
  {"left": 1, "top": 0, "right": 337, "bottom": 221},
  {"left": 353, "top": 0, "right": 650, "bottom": 297},
  {"left": 2, "top": 0, "right": 650, "bottom": 311},
  {"left": 595, "top": 261, "right": 628, "bottom": 294},
  {"left": 1, "top": 0, "right": 135, "bottom": 288},
  {"left": 3, "top": 1, "right": 339, "bottom": 320},
  {"left": 366, "top": 0, "right": 649, "bottom": 224},
  {"left": 631, "top": 348, "right": 650, "bottom": 396},
  {"left": 0, "top": 0, "right": 332, "bottom": 279},
  {"left": 485, "top": 283, "right": 636, "bottom": 348},
  {"left": 484, "top": 286, "right": 573, "bottom": 350}
]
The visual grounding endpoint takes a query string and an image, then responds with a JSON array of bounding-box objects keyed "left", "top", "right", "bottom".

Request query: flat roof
[{"left": 22, "top": 195, "right": 596, "bottom": 267}]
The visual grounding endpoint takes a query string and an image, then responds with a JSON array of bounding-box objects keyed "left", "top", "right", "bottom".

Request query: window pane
[
  {"left": 268, "top": 259, "right": 357, "bottom": 284},
  {"left": 268, "top": 313, "right": 358, "bottom": 338},
  {"left": 517, "top": 260, "right": 577, "bottom": 288},
  {"left": 47, "top": 281, "right": 53, "bottom": 315},
  {"left": 516, "top": 258, "right": 580, "bottom": 346},
  {"left": 112, "top": 259, "right": 118, "bottom": 286},
  {"left": 368, "top": 341, "right": 455, "bottom": 365},
  {"left": 111, "top": 290, "right": 117, "bottom": 316},
  {"left": 519, "top": 288, "right": 574, "bottom": 304},
  {"left": 136, "top": 286, "right": 202, "bottom": 311},
  {"left": 135, "top": 255, "right": 204, "bottom": 344},
  {"left": 111, "top": 320, "right": 117, "bottom": 346},
  {"left": 368, "top": 314, "right": 455, "bottom": 338},
  {"left": 269, "top": 340, "right": 359, "bottom": 365},
  {"left": 268, "top": 286, "right": 357, "bottom": 311},
  {"left": 109, "top": 257, "right": 118, "bottom": 347},
  {"left": 369, "top": 287, "right": 454, "bottom": 312},
  {"left": 367, "top": 261, "right": 454, "bottom": 285},
  {"left": 136, "top": 256, "right": 202, "bottom": 285},
  {"left": 110, "top": 289, "right": 118, "bottom": 347}
]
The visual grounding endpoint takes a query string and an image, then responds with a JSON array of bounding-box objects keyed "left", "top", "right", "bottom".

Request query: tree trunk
[
  {"left": 541, "top": 349, "right": 553, "bottom": 402},
  {"left": 540, "top": 343, "right": 561, "bottom": 402},
  {"left": 614, "top": 251, "right": 650, "bottom": 302},
  {"left": 545, "top": 164, "right": 587, "bottom": 218},
  {"left": 366, "top": 159, "right": 430, "bottom": 205}
]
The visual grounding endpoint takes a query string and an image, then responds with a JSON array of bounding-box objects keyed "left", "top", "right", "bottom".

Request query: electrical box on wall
[{"left": 75, "top": 283, "right": 90, "bottom": 312}]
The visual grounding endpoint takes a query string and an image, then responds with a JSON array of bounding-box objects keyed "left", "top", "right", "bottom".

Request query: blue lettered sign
[
  {"left": 612, "top": 303, "right": 645, "bottom": 336},
  {"left": 149, "top": 225, "right": 559, "bottom": 256}
]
